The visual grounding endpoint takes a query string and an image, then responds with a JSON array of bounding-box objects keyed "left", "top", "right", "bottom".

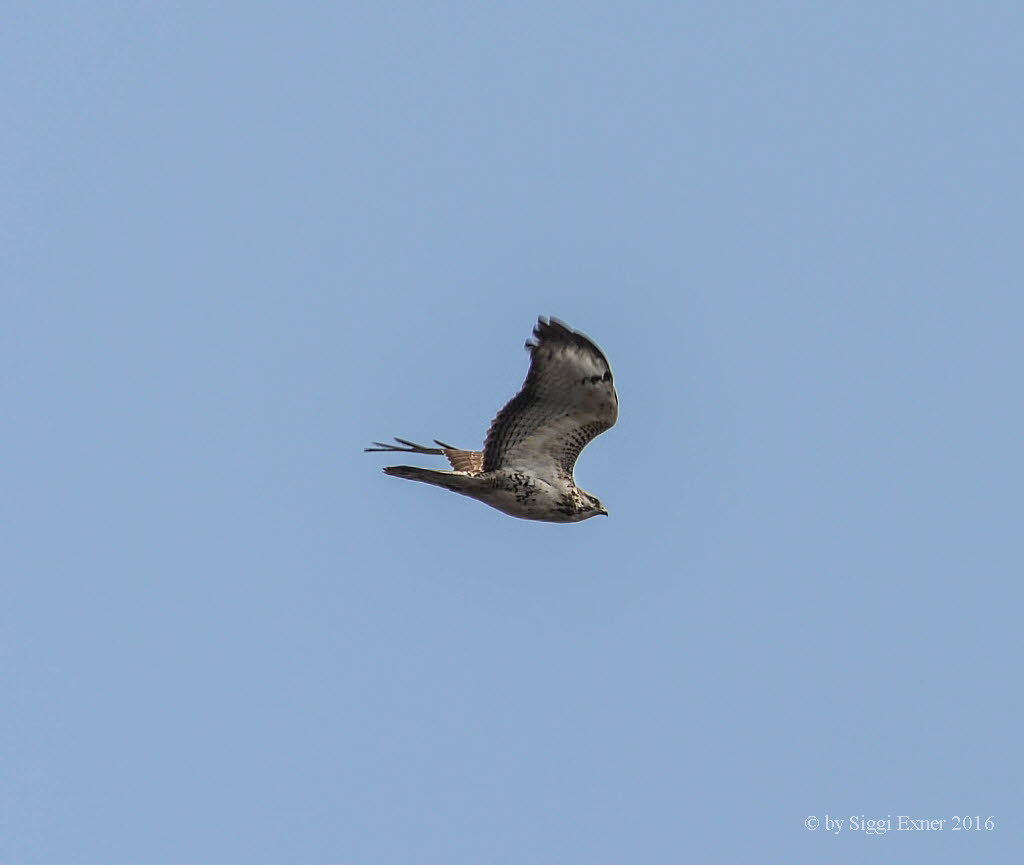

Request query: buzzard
[{"left": 366, "top": 317, "right": 618, "bottom": 522}]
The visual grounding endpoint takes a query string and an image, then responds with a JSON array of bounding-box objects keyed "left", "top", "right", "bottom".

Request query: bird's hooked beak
[{"left": 598, "top": 506, "right": 609, "bottom": 516}]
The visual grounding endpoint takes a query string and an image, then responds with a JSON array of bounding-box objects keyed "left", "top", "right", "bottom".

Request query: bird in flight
[{"left": 366, "top": 317, "right": 618, "bottom": 522}]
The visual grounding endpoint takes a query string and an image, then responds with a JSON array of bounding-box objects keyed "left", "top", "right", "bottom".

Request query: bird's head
[{"left": 577, "top": 490, "right": 609, "bottom": 520}]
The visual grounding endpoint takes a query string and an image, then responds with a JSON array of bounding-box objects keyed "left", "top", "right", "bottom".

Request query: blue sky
[{"left": 5, "top": 2, "right": 1022, "bottom": 863}]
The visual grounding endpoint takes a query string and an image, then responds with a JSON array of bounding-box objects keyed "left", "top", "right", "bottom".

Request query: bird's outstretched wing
[
  {"left": 364, "top": 437, "right": 484, "bottom": 475},
  {"left": 482, "top": 317, "right": 617, "bottom": 476}
]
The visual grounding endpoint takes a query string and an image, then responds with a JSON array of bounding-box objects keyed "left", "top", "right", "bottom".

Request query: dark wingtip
[
  {"left": 366, "top": 438, "right": 406, "bottom": 452},
  {"left": 526, "top": 316, "right": 564, "bottom": 350},
  {"left": 526, "top": 316, "right": 608, "bottom": 363}
]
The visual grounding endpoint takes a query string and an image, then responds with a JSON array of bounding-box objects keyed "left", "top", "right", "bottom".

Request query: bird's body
[
  {"left": 367, "top": 317, "right": 617, "bottom": 522},
  {"left": 381, "top": 464, "right": 602, "bottom": 522}
]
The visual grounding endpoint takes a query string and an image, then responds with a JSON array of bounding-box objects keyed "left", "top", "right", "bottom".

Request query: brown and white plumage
[
  {"left": 366, "top": 317, "right": 618, "bottom": 522},
  {"left": 364, "top": 438, "right": 485, "bottom": 475}
]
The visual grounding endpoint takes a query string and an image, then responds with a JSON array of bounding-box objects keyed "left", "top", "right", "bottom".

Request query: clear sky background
[{"left": 4, "top": 2, "right": 1021, "bottom": 863}]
